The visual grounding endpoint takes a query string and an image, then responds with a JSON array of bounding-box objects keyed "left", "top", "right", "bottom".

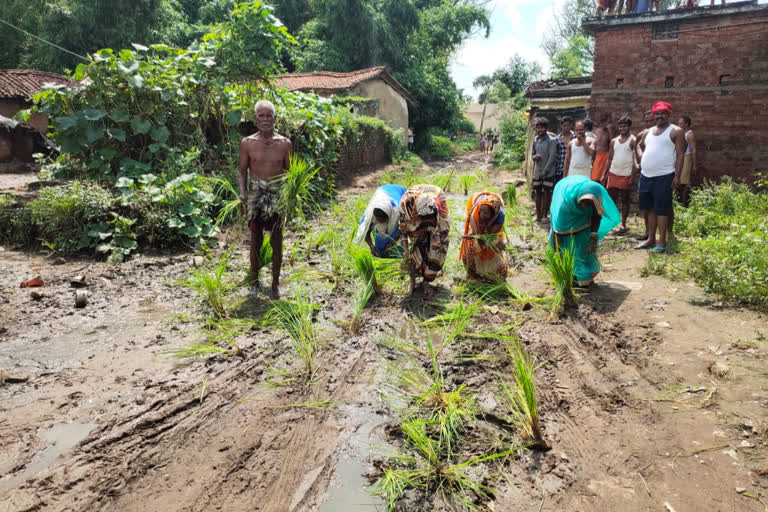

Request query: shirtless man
[
  {"left": 564, "top": 120, "right": 595, "bottom": 178},
  {"left": 635, "top": 101, "right": 686, "bottom": 253},
  {"left": 677, "top": 115, "right": 697, "bottom": 207},
  {"left": 238, "top": 100, "right": 292, "bottom": 298},
  {"left": 591, "top": 113, "right": 614, "bottom": 181},
  {"left": 601, "top": 116, "right": 637, "bottom": 232}
]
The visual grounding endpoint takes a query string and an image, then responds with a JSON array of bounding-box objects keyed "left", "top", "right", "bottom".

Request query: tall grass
[
  {"left": 278, "top": 155, "right": 320, "bottom": 227},
  {"left": 421, "top": 298, "right": 479, "bottom": 351},
  {"left": 498, "top": 339, "right": 549, "bottom": 450},
  {"left": 543, "top": 238, "right": 576, "bottom": 318},
  {"left": 177, "top": 249, "right": 234, "bottom": 318},
  {"left": 265, "top": 292, "right": 321, "bottom": 385},
  {"left": 350, "top": 243, "right": 379, "bottom": 293}
]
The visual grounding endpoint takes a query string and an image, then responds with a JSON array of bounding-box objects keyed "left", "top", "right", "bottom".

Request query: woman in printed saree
[
  {"left": 398, "top": 184, "right": 450, "bottom": 296},
  {"left": 460, "top": 191, "right": 508, "bottom": 281},
  {"left": 354, "top": 184, "right": 407, "bottom": 257},
  {"left": 549, "top": 175, "right": 621, "bottom": 287}
]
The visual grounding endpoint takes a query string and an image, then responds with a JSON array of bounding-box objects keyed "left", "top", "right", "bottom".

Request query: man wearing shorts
[
  {"left": 238, "top": 100, "right": 292, "bottom": 297},
  {"left": 635, "top": 101, "right": 686, "bottom": 253},
  {"left": 531, "top": 117, "right": 558, "bottom": 222},
  {"left": 601, "top": 115, "right": 637, "bottom": 233}
]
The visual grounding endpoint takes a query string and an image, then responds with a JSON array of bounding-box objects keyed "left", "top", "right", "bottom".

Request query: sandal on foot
[
  {"left": 652, "top": 246, "right": 666, "bottom": 253},
  {"left": 634, "top": 241, "right": 652, "bottom": 250}
]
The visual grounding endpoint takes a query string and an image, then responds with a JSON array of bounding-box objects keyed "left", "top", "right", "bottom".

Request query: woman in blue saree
[
  {"left": 354, "top": 184, "right": 407, "bottom": 257},
  {"left": 550, "top": 176, "right": 621, "bottom": 286}
]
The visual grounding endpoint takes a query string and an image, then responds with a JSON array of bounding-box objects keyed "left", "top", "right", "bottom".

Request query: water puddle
[
  {"left": 0, "top": 421, "right": 95, "bottom": 491},
  {"left": 316, "top": 407, "right": 385, "bottom": 512}
]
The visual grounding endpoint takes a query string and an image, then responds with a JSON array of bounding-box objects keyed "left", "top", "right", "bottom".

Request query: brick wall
[
  {"left": 334, "top": 126, "right": 391, "bottom": 177},
  {"left": 589, "top": 8, "right": 768, "bottom": 184}
]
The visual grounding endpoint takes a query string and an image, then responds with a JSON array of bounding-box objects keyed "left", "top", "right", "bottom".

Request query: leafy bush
[
  {"left": 494, "top": 109, "right": 527, "bottom": 169},
  {"left": 426, "top": 134, "right": 455, "bottom": 159},
  {"left": 0, "top": 195, "right": 37, "bottom": 248},
  {"left": 674, "top": 179, "right": 768, "bottom": 308},
  {"left": 28, "top": 182, "right": 114, "bottom": 253},
  {"left": 454, "top": 117, "right": 476, "bottom": 134}
]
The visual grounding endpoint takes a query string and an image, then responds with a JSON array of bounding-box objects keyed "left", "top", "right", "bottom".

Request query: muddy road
[{"left": 2, "top": 154, "right": 767, "bottom": 512}]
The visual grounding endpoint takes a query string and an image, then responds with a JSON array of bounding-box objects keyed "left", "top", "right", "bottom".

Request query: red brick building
[{"left": 584, "top": 0, "right": 768, "bottom": 184}]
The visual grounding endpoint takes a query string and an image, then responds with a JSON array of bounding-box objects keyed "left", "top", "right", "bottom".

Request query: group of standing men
[{"left": 532, "top": 101, "right": 697, "bottom": 252}]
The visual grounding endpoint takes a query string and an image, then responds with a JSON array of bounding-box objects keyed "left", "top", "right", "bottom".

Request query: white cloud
[{"left": 450, "top": 0, "right": 562, "bottom": 98}]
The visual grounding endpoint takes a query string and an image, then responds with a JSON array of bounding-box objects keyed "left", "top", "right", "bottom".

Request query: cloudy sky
[{"left": 450, "top": 0, "right": 565, "bottom": 100}]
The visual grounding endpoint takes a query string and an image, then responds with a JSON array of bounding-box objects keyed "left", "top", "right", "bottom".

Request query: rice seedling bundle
[
  {"left": 278, "top": 155, "right": 320, "bottom": 227},
  {"left": 543, "top": 238, "right": 576, "bottom": 317},
  {"left": 177, "top": 249, "right": 234, "bottom": 318},
  {"left": 265, "top": 292, "right": 320, "bottom": 383},
  {"left": 498, "top": 338, "right": 549, "bottom": 450},
  {"left": 459, "top": 175, "right": 476, "bottom": 196}
]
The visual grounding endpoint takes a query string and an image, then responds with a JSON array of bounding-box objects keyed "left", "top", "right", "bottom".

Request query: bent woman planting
[
  {"left": 549, "top": 176, "right": 620, "bottom": 287},
  {"left": 398, "top": 184, "right": 450, "bottom": 297},
  {"left": 354, "top": 184, "right": 407, "bottom": 258},
  {"left": 460, "top": 191, "right": 508, "bottom": 282}
]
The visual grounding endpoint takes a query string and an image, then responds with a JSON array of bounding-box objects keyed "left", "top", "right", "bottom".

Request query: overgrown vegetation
[{"left": 666, "top": 180, "right": 768, "bottom": 309}]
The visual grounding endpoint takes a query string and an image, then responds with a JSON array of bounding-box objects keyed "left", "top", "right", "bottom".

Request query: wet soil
[{"left": 2, "top": 153, "right": 768, "bottom": 512}]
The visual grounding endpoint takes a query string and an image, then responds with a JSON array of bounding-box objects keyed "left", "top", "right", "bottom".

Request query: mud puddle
[
  {"left": 316, "top": 403, "right": 385, "bottom": 511},
  {"left": 0, "top": 422, "right": 95, "bottom": 492}
]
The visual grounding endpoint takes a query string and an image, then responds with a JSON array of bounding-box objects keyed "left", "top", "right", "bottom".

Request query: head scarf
[
  {"left": 651, "top": 101, "right": 672, "bottom": 114},
  {"left": 460, "top": 191, "right": 505, "bottom": 263},
  {"left": 550, "top": 176, "right": 620, "bottom": 240},
  {"left": 354, "top": 185, "right": 406, "bottom": 246},
  {"left": 416, "top": 192, "right": 439, "bottom": 217}
]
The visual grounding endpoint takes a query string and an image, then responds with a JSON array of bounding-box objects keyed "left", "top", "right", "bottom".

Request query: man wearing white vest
[{"left": 635, "top": 101, "right": 686, "bottom": 253}]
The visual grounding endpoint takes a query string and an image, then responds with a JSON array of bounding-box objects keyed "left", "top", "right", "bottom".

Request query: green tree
[
  {"left": 550, "top": 35, "right": 592, "bottom": 78},
  {"left": 473, "top": 55, "right": 541, "bottom": 103}
]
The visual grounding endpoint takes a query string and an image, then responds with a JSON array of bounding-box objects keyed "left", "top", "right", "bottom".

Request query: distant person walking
[
  {"left": 407, "top": 126, "right": 415, "bottom": 152},
  {"left": 677, "top": 115, "right": 697, "bottom": 207},
  {"left": 531, "top": 117, "right": 559, "bottom": 222},
  {"left": 600, "top": 115, "right": 637, "bottom": 233},
  {"left": 635, "top": 101, "right": 686, "bottom": 253},
  {"left": 564, "top": 120, "right": 595, "bottom": 179},
  {"left": 479, "top": 135, "right": 487, "bottom": 153},
  {"left": 591, "top": 113, "right": 614, "bottom": 182}
]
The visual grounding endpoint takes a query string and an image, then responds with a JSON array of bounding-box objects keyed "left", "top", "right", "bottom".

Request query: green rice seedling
[
  {"left": 474, "top": 168, "right": 489, "bottom": 184},
  {"left": 542, "top": 238, "right": 576, "bottom": 318},
  {"left": 498, "top": 338, "right": 549, "bottom": 450},
  {"left": 177, "top": 248, "right": 234, "bottom": 318},
  {"left": 421, "top": 297, "right": 480, "bottom": 351},
  {"left": 374, "top": 415, "right": 523, "bottom": 511},
  {"left": 433, "top": 169, "right": 456, "bottom": 192},
  {"left": 459, "top": 175, "right": 477, "bottom": 196},
  {"left": 349, "top": 277, "right": 376, "bottom": 333},
  {"left": 385, "top": 337, "right": 476, "bottom": 454},
  {"left": 505, "top": 184, "right": 517, "bottom": 209},
  {"left": 278, "top": 155, "right": 320, "bottom": 227},
  {"left": 264, "top": 292, "right": 321, "bottom": 385},
  {"left": 259, "top": 233, "right": 273, "bottom": 268},
  {"left": 350, "top": 243, "right": 380, "bottom": 293},
  {"left": 210, "top": 175, "right": 244, "bottom": 227},
  {"left": 165, "top": 316, "right": 250, "bottom": 358}
]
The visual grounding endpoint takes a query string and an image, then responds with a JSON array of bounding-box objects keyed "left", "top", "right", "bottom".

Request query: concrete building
[
  {"left": 524, "top": 77, "right": 592, "bottom": 185},
  {"left": 276, "top": 67, "right": 417, "bottom": 141},
  {"left": 583, "top": 0, "right": 768, "bottom": 184},
  {"left": 462, "top": 103, "right": 504, "bottom": 132}
]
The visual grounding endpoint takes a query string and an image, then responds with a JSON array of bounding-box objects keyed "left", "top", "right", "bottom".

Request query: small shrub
[{"left": 28, "top": 182, "right": 114, "bottom": 253}]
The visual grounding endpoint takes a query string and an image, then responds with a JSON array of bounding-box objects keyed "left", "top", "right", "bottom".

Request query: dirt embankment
[{"left": 2, "top": 154, "right": 767, "bottom": 512}]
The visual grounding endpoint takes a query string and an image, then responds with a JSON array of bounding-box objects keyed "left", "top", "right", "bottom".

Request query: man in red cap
[{"left": 635, "top": 101, "right": 686, "bottom": 253}]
